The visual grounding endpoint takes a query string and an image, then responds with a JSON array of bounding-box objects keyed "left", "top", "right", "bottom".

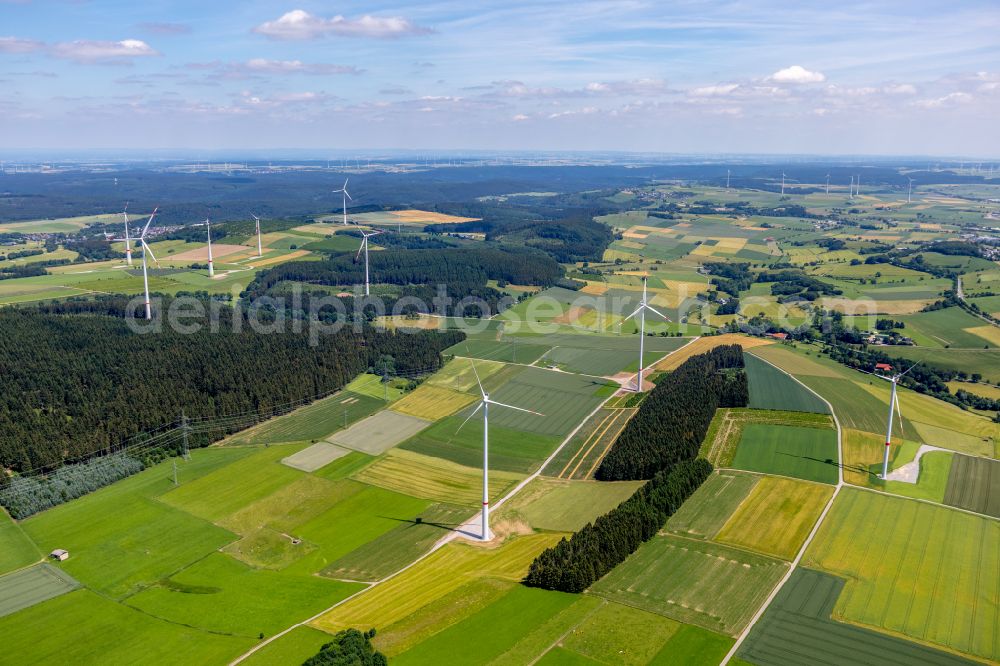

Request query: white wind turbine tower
[
  {"left": 457, "top": 363, "right": 543, "bottom": 541},
  {"left": 780, "top": 172, "right": 786, "bottom": 195},
  {"left": 907, "top": 178, "right": 915, "bottom": 203},
  {"left": 252, "top": 213, "right": 263, "bottom": 257},
  {"left": 856, "top": 174, "right": 861, "bottom": 196},
  {"left": 356, "top": 228, "right": 383, "bottom": 296},
  {"left": 203, "top": 218, "right": 215, "bottom": 277},
  {"left": 825, "top": 174, "right": 830, "bottom": 194},
  {"left": 623, "top": 276, "right": 670, "bottom": 392},
  {"left": 121, "top": 202, "right": 133, "bottom": 266},
  {"left": 332, "top": 179, "right": 352, "bottom": 224},
  {"left": 872, "top": 362, "right": 918, "bottom": 479},
  {"left": 726, "top": 169, "right": 731, "bottom": 188},
  {"left": 113, "top": 208, "right": 160, "bottom": 320},
  {"left": 849, "top": 175, "right": 855, "bottom": 198}
]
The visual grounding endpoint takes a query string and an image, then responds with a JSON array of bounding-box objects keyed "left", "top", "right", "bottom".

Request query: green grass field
[
  {"left": 804, "top": 488, "right": 1000, "bottom": 662},
  {"left": 354, "top": 449, "right": 523, "bottom": 505},
  {"left": 944, "top": 454, "right": 1000, "bottom": 518},
  {"left": 496, "top": 477, "right": 643, "bottom": 532},
  {"left": 394, "top": 585, "right": 580, "bottom": 665},
  {"left": 0, "top": 588, "right": 253, "bottom": 664},
  {"left": 897, "top": 307, "right": 998, "bottom": 348},
  {"left": 23, "top": 466, "right": 238, "bottom": 599},
  {"left": 731, "top": 423, "right": 840, "bottom": 484},
  {"left": 0, "top": 510, "right": 40, "bottom": 575},
  {"left": 391, "top": 383, "right": 477, "bottom": 420},
  {"left": 647, "top": 624, "right": 734, "bottom": 665},
  {"left": 159, "top": 444, "right": 308, "bottom": 522},
  {"left": 240, "top": 626, "right": 335, "bottom": 666},
  {"left": 716, "top": 476, "right": 833, "bottom": 559},
  {"left": 700, "top": 408, "right": 834, "bottom": 468},
  {"left": 425, "top": 357, "right": 506, "bottom": 392},
  {"left": 224, "top": 389, "right": 385, "bottom": 445},
  {"left": 556, "top": 601, "right": 681, "bottom": 665},
  {"left": 125, "top": 552, "right": 363, "bottom": 638},
  {"left": 591, "top": 534, "right": 788, "bottom": 636},
  {"left": 665, "top": 470, "right": 758, "bottom": 540},
  {"left": 744, "top": 353, "right": 830, "bottom": 413},
  {"left": 401, "top": 413, "right": 562, "bottom": 474},
  {"left": 890, "top": 346, "right": 1000, "bottom": 385},
  {"left": 739, "top": 568, "right": 975, "bottom": 666},
  {"left": 0, "top": 563, "right": 79, "bottom": 618},
  {"left": 286, "top": 482, "right": 431, "bottom": 575},
  {"left": 446, "top": 338, "right": 552, "bottom": 365},
  {"left": 322, "top": 503, "right": 473, "bottom": 581}
]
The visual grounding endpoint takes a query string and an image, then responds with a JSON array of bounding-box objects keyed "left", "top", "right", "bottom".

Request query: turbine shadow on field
[{"left": 381, "top": 515, "right": 463, "bottom": 533}]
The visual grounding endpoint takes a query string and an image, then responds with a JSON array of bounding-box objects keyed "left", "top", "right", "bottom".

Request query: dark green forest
[
  {"left": 523, "top": 346, "right": 747, "bottom": 593},
  {"left": 0, "top": 307, "right": 462, "bottom": 474},
  {"left": 596, "top": 344, "right": 748, "bottom": 480}
]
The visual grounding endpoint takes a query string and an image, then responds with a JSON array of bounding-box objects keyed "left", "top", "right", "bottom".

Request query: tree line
[
  {"left": 0, "top": 306, "right": 463, "bottom": 474},
  {"left": 597, "top": 345, "right": 748, "bottom": 480},
  {"left": 522, "top": 346, "right": 747, "bottom": 593}
]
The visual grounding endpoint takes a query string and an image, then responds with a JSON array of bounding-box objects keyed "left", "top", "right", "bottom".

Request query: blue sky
[{"left": 1, "top": 0, "right": 998, "bottom": 155}]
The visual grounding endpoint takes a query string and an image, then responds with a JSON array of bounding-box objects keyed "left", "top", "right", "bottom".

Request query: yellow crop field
[
  {"left": 312, "top": 534, "right": 562, "bottom": 633},
  {"left": 352, "top": 449, "right": 523, "bottom": 505},
  {"left": 426, "top": 358, "right": 505, "bottom": 393},
  {"left": 391, "top": 384, "right": 476, "bottom": 420},
  {"left": 964, "top": 325, "right": 1000, "bottom": 346},
  {"left": 716, "top": 476, "right": 833, "bottom": 560},
  {"left": 389, "top": 210, "right": 479, "bottom": 224},
  {"left": 655, "top": 335, "right": 772, "bottom": 372},
  {"left": 250, "top": 250, "right": 311, "bottom": 268}
]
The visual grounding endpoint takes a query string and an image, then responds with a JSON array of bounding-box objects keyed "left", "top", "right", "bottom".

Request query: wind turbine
[
  {"left": 726, "top": 169, "right": 731, "bottom": 189},
  {"left": 332, "top": 179, "right": 352, "bottom": 224},
  {"left": 356, "top": 228, "right": 383, "bottom": 296},
  {"left": 457, "top": 363, "right": 543, "bottom": 541},
  {"left": 121, "top": 202, "right": 133, "bottom": 266},
  {"left": 856, "top": 174, "right": 861, "bottom": 196},
  {"left": 907, "top": 178, "right": 915, "bottom": 203},
  {"left": 872, "top": 362, "right": 918, "bottom": 479},
  {"left": 780, "top": 172, "right": 786, "bottom": 195},
  {"left": 113, "top": 208, "right": 159, "bottom": 320},
  {"left": 623, "top": 276, "right": 670, "bottom": 392},
  {"left": 203, "top": 218, "right": 215, "bottom": 277},
  {"left": 849, "top": 175, "right": 855, "bottom": 199},
  {"left": 825, "top": 174, "right": 830, "bottom": 194},
  {"left": 252, "top": 213, "right": 263, "bottom": 257}
]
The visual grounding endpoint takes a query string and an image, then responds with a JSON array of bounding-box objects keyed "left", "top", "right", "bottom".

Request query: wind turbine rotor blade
[
  {"left": 355, "top": 241, "right": 365, "bottom": 261},
  {"left": 898, "top": 361, "right": 921, "bottom": 379},
  {"left": 454, "top": 401, "right": 484, "bottom": 434},
  {"left": 483, "top": 399, "right": 544, "bottom": 417},
  {"left": 643, "top": 304, "right": 670, "bottom": 321},
  {"left": 345, "top": 190, "right": 353, "bottom": 200},
  {"left": 623, "top": 305, "right": 643, "bottom": 321},
  {"left": 141, "top": 207, "right": 159, "bottom": 237},
  {"left": 470, "top": 361, "right": 486, "bottom": 397},
  {"left": 142, "top": 240, "right": 160, "bottom": 267}
]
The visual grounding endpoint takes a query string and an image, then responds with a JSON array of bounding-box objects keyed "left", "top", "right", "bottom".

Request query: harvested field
[
  {"left": 546, "top": 407, "right": 636, "bottom": 480},
  {"left": 280, "top": 443, "right": 351, "bottom": 472},
  {"left": 328, "top": 410, "right": 432, "bottom": 455},
  {"left": 654, "top": 335, "right": 772, "bottom": 372},
  {"left": 170, "top": 243, "right": 248, "bottom": 261},
  {"left": 496, "top": 477, "right": 643, "bottom": 532},
  {"left": 731, "top": 423, "right": 840, "bottom": 484},
  {"left": 0, "top": 564, "right": 80, "bottom": 618}
]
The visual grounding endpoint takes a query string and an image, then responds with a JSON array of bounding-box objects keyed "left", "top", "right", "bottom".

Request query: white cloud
[
  {"left": 244, "top": 59, "right": 359, "bottom": 75},
  {"left": 52, "top": 39, "right": 158, "bottom": 63},
  {"left": 254, "top": 10, "right": 431, "bottom": 40},
  {"left": 883, "top": 83, "right": 917, "bottom": 95},
  {"left": 913, "top": 92, "right": 973, "bottom": 108},
  {"left": 768, "top": 65, "right": 825, "bottom": 84},
  {"left": 690, "top": 83, "right": 739, "bottom": 97},
  {"left": 0, "top": 36, "right": 44, "bottom": 53},
  {"left": 512, "top": 113, "right": 530, "bottom": 121}
]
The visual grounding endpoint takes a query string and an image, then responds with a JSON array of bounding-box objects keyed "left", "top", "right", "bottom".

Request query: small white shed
[{"left": 50, "top": 549, "right": 69, "bottom": 561}]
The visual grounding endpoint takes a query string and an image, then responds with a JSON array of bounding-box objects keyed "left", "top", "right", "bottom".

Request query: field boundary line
[
  {"left": 566, "top": 411, "right": 621, "bottom": 479},
  {"left": 721, "top": 349, "right": 844, "bottom": 665},
  {"left": 558, "top": 410, "right": 614, "bottom": 478},
  {"left": 849, "top": 482, "right": 1000, "bottom": 522},
  {"left": 583, "top": 409, "right": 636, "bottom": 479}
]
